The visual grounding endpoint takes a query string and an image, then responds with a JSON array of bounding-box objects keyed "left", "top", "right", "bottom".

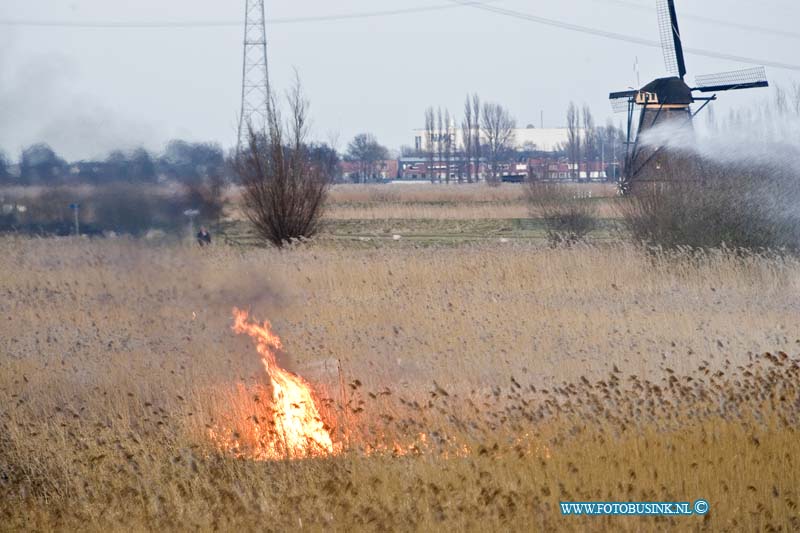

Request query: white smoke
[
  {"left": 638, "top": 91, "right": 800, "bottom": 170},
  {"left": 0, "top": 40, "right": 159, "bottom": 161},
  {"left": 635, "top": 90, "right": 800, "bottom": 242}
]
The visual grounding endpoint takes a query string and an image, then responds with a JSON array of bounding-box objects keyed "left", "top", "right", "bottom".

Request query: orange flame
[
  {"left": 219, "top": 308, "right": 335, "bottom": 460},
  {"left": 212, "top": 310, "right": 549, "bottom": 462}
]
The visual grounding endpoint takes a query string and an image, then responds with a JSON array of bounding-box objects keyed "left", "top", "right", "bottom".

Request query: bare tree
[
  {"left": 436, "top": 108, "right": 444, "bottom": 183},
  {"left": 472, "top": 94, "right": 482, "bottom": 181},
  {"left": 599, "top": 121, "right": 625, "bottom": 182},
  {"left": 481, "top": 102, "right": 516, "bottom": 185},
  {"left": 774, "top": 85, "right": 788, "bottom": 114},
  {"left": 461, "top": 95, "right": 474, "bottom": 183},
  {"left": 425, "top": 107, "right": 435, "bottom": 182},
  {"left": 566, "top": 102, "right": 581, "bottom": 181},
  {"left": 582, "top": 105, "right": 595, "bottom": 181},
  {"left": 0, "top": 150, "right": 9, "bottom": 180},
  {"left": 705, "top": 102, "right": 717, "bottom": 133},
  {"left": 235, "top": 75, "right": 330, "bottom": 248},
  {"left": 326, "top": 130, "right": 342, "bottom": 155},
  {"left": 792, "top": 82, "right": 800, "bottom": 116},
  {"left": 345, "top": 133, "right": 389, "bottom": 182},
  {"left": 443, "top": 109, "right": 453, "bottom": 184}
]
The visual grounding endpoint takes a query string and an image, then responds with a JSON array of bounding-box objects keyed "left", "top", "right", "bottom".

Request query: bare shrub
[
  {"left": 235, "top": 76, "right": 330, "bottom": 248},
  {"left": 620, "top": 163, "right": 800, "bottom": 252},
  {"left": 527, "top": 183, "right": 598, "bottom": 246}
]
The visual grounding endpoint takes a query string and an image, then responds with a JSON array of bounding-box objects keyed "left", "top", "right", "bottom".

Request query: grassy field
[
  {"left": 2, "top": 230, "right": 799, "bottom": 531},
  {"left": 220, "top": 218, "right": 623, "bottom": 248}
]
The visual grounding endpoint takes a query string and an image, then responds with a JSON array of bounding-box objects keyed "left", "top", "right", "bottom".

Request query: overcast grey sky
[{"left": 2, "top": 0, "right": 799, "bottom": 160}]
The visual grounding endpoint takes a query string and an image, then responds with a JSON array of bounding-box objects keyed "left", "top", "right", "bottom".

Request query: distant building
[
  {"left": 340, "top": 159, "right": 399, "bottom": 182},
  {"left": 397, "top": 157, "right": 481, "bottom": 181},
  {"left": 528, "top": 158, "right": 613, "bottom": 182},
  {"left": 396, "top": 157, "right": 614, "bottom": 183}
]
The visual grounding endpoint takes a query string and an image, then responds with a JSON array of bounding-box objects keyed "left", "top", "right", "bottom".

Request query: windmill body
[
  {"left": 637, "top": 77, "right": 693, "bottom": 131},
  {"left": 629, "top": 76, "right": 696, "bottom": 188},
  {"left": 610, "top": 0, "right": 769, "bottom": 193}
]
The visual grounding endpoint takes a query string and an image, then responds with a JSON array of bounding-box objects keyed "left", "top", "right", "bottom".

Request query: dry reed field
[
  {"left": 326, "top": 184, "right": 620, "bottom": 221},
  {"left": 2, "top": 237, "right": 800, "bottom": 531},
  {"left": 226, "top": 183, "right": 621, "bottom": 221}
]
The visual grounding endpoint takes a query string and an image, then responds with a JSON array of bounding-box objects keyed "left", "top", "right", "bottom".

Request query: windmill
[{"left": 610, "top": 0, "right": 769, "bottom": 193}]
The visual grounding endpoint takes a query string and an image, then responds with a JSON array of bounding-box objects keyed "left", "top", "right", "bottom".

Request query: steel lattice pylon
[{"left": 237, "top": 0, "right": 271, "bottom": 152}]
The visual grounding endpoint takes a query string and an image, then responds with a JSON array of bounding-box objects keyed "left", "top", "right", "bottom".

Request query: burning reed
[{"left": 1, "top": 237, "right": 799, "bottom": 531}]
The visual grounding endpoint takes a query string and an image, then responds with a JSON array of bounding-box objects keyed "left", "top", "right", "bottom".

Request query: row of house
[
  {"left": 340, "top": 160, "right": 400, "bottom": 182},
  {"left": 396, "top": 158, "right": 616, "bottom": 182},
  {"left": 402, "top": 126, "right": 618, "bottom": 182},
  {"left": 341, "top": 157, "right": 619, "bottom": 183}
]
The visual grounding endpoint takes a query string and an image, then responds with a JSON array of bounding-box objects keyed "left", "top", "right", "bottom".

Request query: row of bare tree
[
  {"left": 421, "top": 94, "right": 516, "bottom": 186},
  {"left": 705, "top": 82, "right": 800, "bottom": 136},
  {"left": 421, "top": 97, "right": 624, "bottom": 185},
  {"left": 565, "top": 102, "right": 625, "bottom": 181}
]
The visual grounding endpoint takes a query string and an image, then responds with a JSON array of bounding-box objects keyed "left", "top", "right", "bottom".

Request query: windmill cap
[{"left": 641, "top": 77, "right": 694, "bottom": 105}]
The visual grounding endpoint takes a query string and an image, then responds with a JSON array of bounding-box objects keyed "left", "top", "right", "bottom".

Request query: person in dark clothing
[{"left": 197, "top": 226, "right": 212, "bottom": 247}]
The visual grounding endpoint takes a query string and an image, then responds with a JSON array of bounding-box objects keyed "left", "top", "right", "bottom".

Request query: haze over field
[{"left": 2, "top": 0, "right": 800, "bottom": 159}]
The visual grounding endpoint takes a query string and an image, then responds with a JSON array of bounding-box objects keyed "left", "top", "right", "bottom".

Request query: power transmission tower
[{"left": 237, "top": 0, "right": 271, "bottom": 152}]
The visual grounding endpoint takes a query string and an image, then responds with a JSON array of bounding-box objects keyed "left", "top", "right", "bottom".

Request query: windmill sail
[
  {"left": 694, "top": 66, "right": 769, "bottom": 92},
  {"left": 657, "top": 0, "right": 687, "bottom": 78},
  {"left": 611, "top": 98, "right": 633, "bottom": 113},
  {"left": 611, "top": 0, "right": 769, "bottom": 193},
  {"left": 610, "top": 90, "right": 638, "bottom": 100}
]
